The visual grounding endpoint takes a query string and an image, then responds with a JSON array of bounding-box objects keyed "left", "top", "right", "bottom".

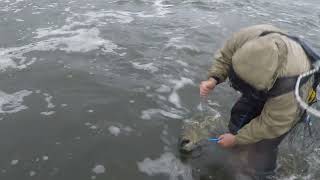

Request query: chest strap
[{"left": 229, "top": 67, "right": 309, "bottom": 99}]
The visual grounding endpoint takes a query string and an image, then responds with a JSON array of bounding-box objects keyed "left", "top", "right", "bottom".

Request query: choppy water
[{"left": 0, "top": 0, "right": 320, "bottom": 179}]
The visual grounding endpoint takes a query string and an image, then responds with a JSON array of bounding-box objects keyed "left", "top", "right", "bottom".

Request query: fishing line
[{"left": 200, "top": 96, "right": 209, "bottom": 118}]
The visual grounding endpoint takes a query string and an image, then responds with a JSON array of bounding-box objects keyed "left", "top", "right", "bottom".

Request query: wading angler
[{"left": 190, "top": 24, "right": 320, "bottom": 179}]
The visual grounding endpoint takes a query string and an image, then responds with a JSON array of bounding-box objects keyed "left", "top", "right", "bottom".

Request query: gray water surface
[{"left": 0, "top": 0, "right": 320, "bottom": 179}]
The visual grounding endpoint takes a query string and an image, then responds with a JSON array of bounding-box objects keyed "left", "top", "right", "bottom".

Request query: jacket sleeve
[
  {"left": 207, "top": 36, "right": 237, "bottom": 83},
  {"left": 234, "top": 92, "right": 301, "bottom": 145}
]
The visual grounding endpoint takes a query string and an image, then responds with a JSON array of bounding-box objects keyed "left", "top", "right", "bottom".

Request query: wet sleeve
[
  {"left": 234, "top": 92, "right": 301, "bottom": 145},
  {"left": 207, "top": 35, "right": 237, "bottom": 83}
]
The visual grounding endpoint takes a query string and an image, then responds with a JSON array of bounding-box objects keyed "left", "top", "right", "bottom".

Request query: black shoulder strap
[{"left": 268, "top": 75, "right": 309, "bottom": 98}]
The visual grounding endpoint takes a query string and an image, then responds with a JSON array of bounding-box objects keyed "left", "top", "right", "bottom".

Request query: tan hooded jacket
[{"left": 208, "top": 24, "right": 313, "bottom": 145}]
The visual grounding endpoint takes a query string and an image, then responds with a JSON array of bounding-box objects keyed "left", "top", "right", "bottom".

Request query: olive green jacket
[{"left": 208, "top": 24, "right": 312, "bottom": 145}]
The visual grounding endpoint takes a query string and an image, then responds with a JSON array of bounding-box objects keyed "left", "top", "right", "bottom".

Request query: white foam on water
[
  {"left": 137, "top": 152, "right": 193, "bottom": 180},
  {"left": 42, "top": 156, "right": 49, "bottom": 161},
  {"left": 280, "top": 175, "right": 311, "bottom": 180},
  {"left": 85, "top": 122, "right": 92, "bottom": 126},
  {"left": 166, "top": 37, "right": 200, "bottom": 53},
  {"left": 162, "top": 128, "right": 168, "bottom": 136},
  {"left": 156, "top": 85, "right": 171, "bottom": 93},
  {"left": 0, "top": 55, "right": 19, "bottom": 71},
  {"left": 129, "top": 100, "right": 135, "bottom": 103},
  {"left": 29, "top": 171, "right": 36, "bottom": 177},
  {"left": 92, "top": 165, "right": 106, "bottom": 174},
  {"left": 154, "top": 0, "right": 172, "bottom": 17},
  {"left": 141, "top": 109, "right": 183, "bottom": 120},
  {"left": 176, "top": 60, "right": 189, "bottom": 67},
  {"left": 0, "top": 27, "right": 119, "bottom": 71},
  {"left": 34, "top": 26, "right": 75, "bottom": 39},
  {"left": 168, "top": 77, "right": 194, "bottom": 109},
  {"left": 135, "top": 12, "right": 156, "bottom": 18},
  {"left": 132, "top": 62, "right": 159, "bottom": 73},
  {"left": 10, "top": 160, "right": 19, "bottom": 166},
  {"left": 123, "top": 126, "right": 133, "bottom": 133},
  {"left": 108, "top": 126, "right": 121, "bottom": 136},
  {"left": 169, "top": 92, "right": 181, "bottom": 108},
  {"left": 0, "top": 90, "right": 32, "bottom": 114},
  {"left": 39, "top": 28, "right": 119, "bottom": 53},
  {"left": 81, "top": 10, "right": 134, "bottom": 24},
  {"left": 90, "top": 125, "right": 98, "bottom": 130},
  {"left": 157, "top": 95, "right": 167, "bottom": 101},
  {"left": 9, "top": 0, "right": 26, "bottom": 6},
  {"left": 75, "top": 136, "right": 81, "bottom": 140},
  {"left": 40, "top": 111, "right": 55, "bottom": 116},
  {"left": 43, "top": 93, "right": 55, "bottom": 109}
]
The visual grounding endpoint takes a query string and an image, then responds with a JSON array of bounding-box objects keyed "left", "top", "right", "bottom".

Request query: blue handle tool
[{"left": 208, "top": 138, "right": 220, "bottom": 142}]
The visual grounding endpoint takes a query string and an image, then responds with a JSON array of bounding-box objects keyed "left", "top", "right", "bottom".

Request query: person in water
[{"left": 200, "top": 24, "right": 313, "bottom": 179}]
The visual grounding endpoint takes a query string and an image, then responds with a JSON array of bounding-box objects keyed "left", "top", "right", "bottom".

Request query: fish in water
[
  {"left": 179, "top": 113, "right": 227, "bottom": 153},
  {"left": 178, "top": 113, "right": 319, "bottom": 179}
]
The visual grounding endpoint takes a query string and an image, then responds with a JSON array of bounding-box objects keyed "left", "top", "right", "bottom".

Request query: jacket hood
[{"left": 232, "top": 35, "right": 282, "bottom": 91}]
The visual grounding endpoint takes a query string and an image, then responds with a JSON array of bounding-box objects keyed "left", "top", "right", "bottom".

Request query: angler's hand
[
  {"left": 218, "top": 133, "right": 236, "bottom": 148},
  {"left": 200, "top": 78, "right": 217, "bottom": 97}
]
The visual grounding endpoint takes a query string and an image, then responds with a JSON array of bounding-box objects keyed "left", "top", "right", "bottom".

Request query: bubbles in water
[
  {"left": 141, "top": 109, "right": 183, "bottom": 120},
  {"left": 42, "top": 156, "right": 49, "bottom": 161},
  {"left": 131, "top": 62, "right": 159, "bottom": 73},
  {"left": 43, "top": 93, "right": 55, "bottom": 109},
  {"left": 108, "top": 126, "right": 121, "bottom": 136},
  {"left": 156, "top": 85, "right": 171, "bottom": 93},
  {"left": 40, "top": 111, "right": 55, "bottom": 116},
  {"left": 168, "top": 77, "right": 194, "bottom": 109},
  {"left": 166, "top": 36, "right": 200, "bottom": 53},
  {"left": 29, "top": 171, "right": 36, "bottom": 177},
  {"left": 89, "top": 125, "right": 98, "bottom": 130},
  {"left": 0, "top": 90, "right": 32, "bottom": 114},
  {"left": 92, "top": 165, "right": 106, "bottom": 174},
  {"left": 0, "top": 26, "right": 120, "bottom": 72},
  {"left": 10, "top": 160, "right": 19, "bottom": 166},
  {"left": 153, "top": 0, "right": 172, "bottom": 17},
  {"left": 137, "top": 152, "right": 193, "bottom": 180}
]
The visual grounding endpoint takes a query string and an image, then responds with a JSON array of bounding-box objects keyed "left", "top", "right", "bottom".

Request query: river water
[{"left": 0, "top": 0, "right": 319, "bottom": 179}]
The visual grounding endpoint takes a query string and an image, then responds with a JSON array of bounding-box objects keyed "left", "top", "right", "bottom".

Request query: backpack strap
[{"left": 268, "top": 75, "right": 309, "bottom": 98}]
